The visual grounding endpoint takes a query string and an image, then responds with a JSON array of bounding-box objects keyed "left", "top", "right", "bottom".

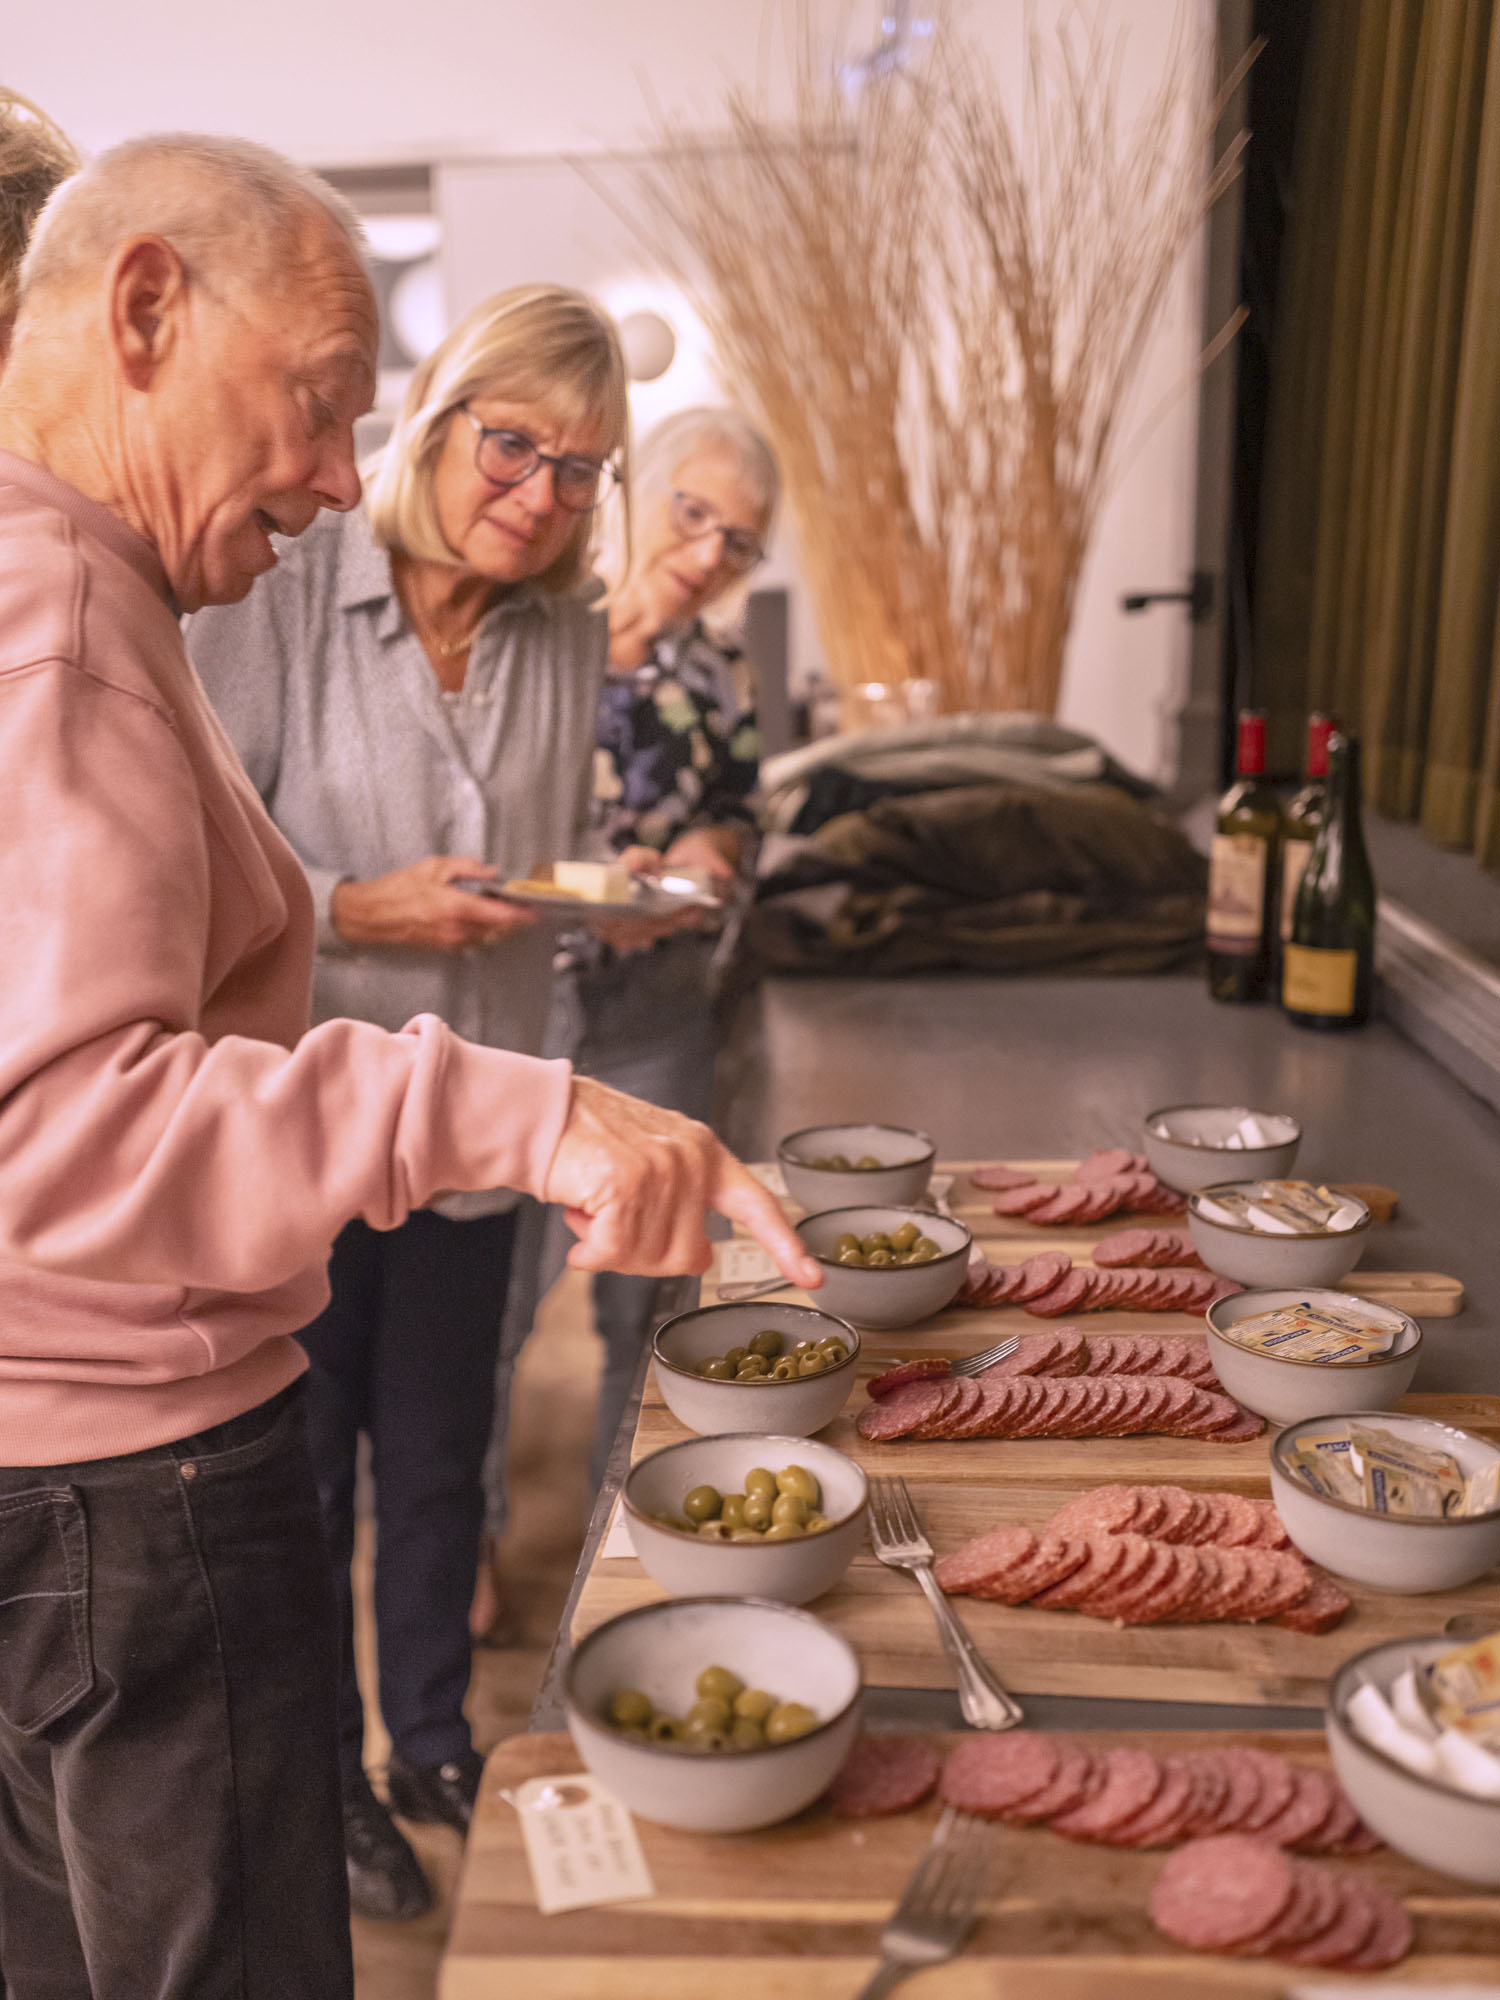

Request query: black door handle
[{"left": 1120, "top": 571, "right": 1214, "bottom": 622}]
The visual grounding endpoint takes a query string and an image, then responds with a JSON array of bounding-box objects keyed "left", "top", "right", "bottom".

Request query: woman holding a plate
[
  {"left": 474, "top": 406, "right": 779, "bottom": 1635},
  {"left": 186, "top": 284, "right": 628, "bottom": 1921}
]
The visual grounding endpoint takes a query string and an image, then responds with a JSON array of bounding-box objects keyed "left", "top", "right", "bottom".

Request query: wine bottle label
[
  {"left": 1208, "top": 833, "right": 1268, "bottom": 948},
  {"left": 1280, "top": 839, "right": 1313, "bottom": 943},
  {"left": 1283, "top": 944, "right": 1358, "bottom": 1016}
]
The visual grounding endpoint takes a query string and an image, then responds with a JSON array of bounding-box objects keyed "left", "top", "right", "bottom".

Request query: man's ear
[{"left": 108, "top": 235, "right": 186, "bottom": 390}]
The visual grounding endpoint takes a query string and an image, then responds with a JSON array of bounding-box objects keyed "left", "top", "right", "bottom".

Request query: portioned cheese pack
[
  {"left": 1221, "top": 1298, "right": 1403, "bottom": 1365},
  {"left": 1283, "top": 1418, "right": 1493, "bottom": 1519}
]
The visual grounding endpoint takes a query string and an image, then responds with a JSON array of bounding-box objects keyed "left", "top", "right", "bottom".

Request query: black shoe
[
  {"left": 386, "top": 1749, "right": 484, "bottom": 1834},
  {"left": 342, "top": 1773, "right": 433, "bottom": 1921}
]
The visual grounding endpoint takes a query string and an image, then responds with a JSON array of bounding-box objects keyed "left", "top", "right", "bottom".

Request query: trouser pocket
[{"left": 0, "top": 1487, "right": 92, "bottom": 1733}]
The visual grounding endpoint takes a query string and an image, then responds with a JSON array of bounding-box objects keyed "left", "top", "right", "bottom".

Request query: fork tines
[
  {"left": 887, "top": 1805, "right": 993, "bottom": 1944},
  {"left": 952, "top": 1335, "right": 1019, "bottom": 1378}
]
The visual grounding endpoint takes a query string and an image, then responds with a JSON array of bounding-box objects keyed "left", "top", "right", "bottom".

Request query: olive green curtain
[{"left": 1254, "top": 0, "right": 1500, "bottom": 867}]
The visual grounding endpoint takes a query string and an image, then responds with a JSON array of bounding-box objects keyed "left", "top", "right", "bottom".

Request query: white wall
[{"left": 11, "top": 0, "right": 1209, "bottom": 783}]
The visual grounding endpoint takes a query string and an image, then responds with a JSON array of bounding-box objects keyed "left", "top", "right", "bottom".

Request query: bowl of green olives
[
  {"left": 623, "top": 1433, "right": 868, "bottom": 1604},
  {"left": 652, "top": 1302, "right": 862, "bottom": 1437},
  {"left": 793, "top": 1205, "right": 972, "bottom": 1330},
  {"left": 564, "top": 1596, "right": 862, "bottom": 1831},
  {"left": 777, "top": 1123, "right": 935, "bottom": 1213}
]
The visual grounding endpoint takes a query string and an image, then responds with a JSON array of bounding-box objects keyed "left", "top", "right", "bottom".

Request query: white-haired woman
[
  {"left": 186, "top": 284, "right": 628, "bottom": 1922},
  {"left": 475, "top": 406, "right": 777, "bottom": 1631}
]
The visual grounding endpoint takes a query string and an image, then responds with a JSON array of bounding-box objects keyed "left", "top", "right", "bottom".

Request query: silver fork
[
  {"left": 952, "top": 1335, "right": 1018, "bottom": 1376},
  {"left": 854, "top": 1804, "right": 994, "bottom": 1999},
  {"left": 867, "top": 1477, "right": 1025, "bottom": 1731}
]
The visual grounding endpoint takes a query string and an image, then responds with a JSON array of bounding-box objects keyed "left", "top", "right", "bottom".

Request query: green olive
[
  {"left": 735, "top": 1355, "right": 770, "bottom": 1380},
  {"left": 906, "top": 1244, "right": 939, "bottom": 1264},
  {"left": 719, "top": 1495, "right": 748, "bottom": 1531},
  {"left": 742, "top": 1491, "right": 774, "bottom": 1531},
  {"left": 726, "top": 1345, "right": 750, "bottom": 1369},
  {"left": 729, "top": 1718, "right": 766, "bottom": 1750},
  {"left": 817, "top": 1337, "right": 848, "bottom": 1360},
  {"left": 646, "top": 1714, "right": 677, "bottom": 1743},
  {"left": 913, "top": 1237, "right": 941, "bottom": 1258},
  {"left": 610, "top": 1688, "right": 653, "bottom": 1729},
  {"left": 833, "top": 1233, "right": 861, "bottom": 1257},
  {"left": 700, "top": 1357, "right": 734, "bottom": 1379},
  {"left": 861, "top": 1232, "right": 893, "bottom": 1254},
  {"left": 733, "top": 1687, "right": 776, "bottom": 1723},
  {"left": 655, "top": 1512, "right": 697, "bottom": 1534},
  {"left": 792, "top": 1341, "right": 812, "bottom": 1356},
  {"left": 696, "top": 1665, "right": 744, "bottom": 1703},
  {"left": 696, "top": 1519, "right": 733, "bottom": 1541},
  {"left": 865, "top": 1248, "right": 895, "bottom": 1268},
  {"left": 771, "top": 1493, "right": 808, "bottom": 1527},
  {"left": 744, "top": 1468, "right": 777, "bottom": 1498},
  {"left": 890, "top": 1220, "right": 920, "bottom": 1252},
  {"left": 856, "top": 1155, "right": 882, "bottom": 1169},
  {"left": 762, "top": 1520, "right": 805, "bottom": 1540},
  {"left": 683, "top": 1484, "right": 722, "bottom": 1523},
  {"left": 687, "top": 1728, "right": 728, "bottom": 1752},
  {"left": 776, "top": 1466, "right": 821, "bottom": 1505},
  {"left": 798, "top": 1353, "right": 829, "bottom": 1375},
  {"left": 748, "top": 1328, "right": 783, "bottom": 1359},
  {"left": 687, "top": 1696, "right": 731, "bottom": 1733},
  {"left": 765, "top": 1702, "right": 819, "bottom": 1743},
  {"left": 730, "top": 1528, "right": 764, "bottom": 1543},
  {"left": 836, "top": 1246, "right": 866, "bottom": 1265},
  {"left": 620, "top": 1725, "right": 649, "bottom": 1742},
  {"left": 803, "top": 1511, "right": 832, "bottom": 1535},
  {"left": 827, "top": 1153, "right": 853, "bottom": 1170},
  {"left": 770, "top": 1357, "right": 798, "bottom": 1381}
]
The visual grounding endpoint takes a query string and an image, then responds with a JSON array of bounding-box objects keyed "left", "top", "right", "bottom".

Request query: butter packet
[
  {"left": 1222, "top": 1300, "right": 1402, "bottom": 1365},
  {"left": 1285, "top": 1421, "right": 1365, "bottom": 1506},
  {"left": 1424, "top": 1630, "right": 1500, "bottom": 1755},
  {"left": 1348, "top": 1423, "right": 1466, "bottom": 1519},
  {"left": 1457, "top": 1458, "right": 1500, "bottom": 1518},
  {"left": 1247, "top": 1181, "right": 1364, "bottom": 1235}
]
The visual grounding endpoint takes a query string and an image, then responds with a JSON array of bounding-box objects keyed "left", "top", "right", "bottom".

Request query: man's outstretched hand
[{"left": 541, "top": 1076, "right": 823, "bottom": 1287}]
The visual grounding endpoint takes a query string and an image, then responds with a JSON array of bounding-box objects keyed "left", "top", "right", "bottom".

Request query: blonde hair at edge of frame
[
  {"left": 0, "top": 86, "right": 81, "bottom": 334},
  {"left": 599, "top": 404, "right": 780, "bottom": 639},
  {"left": 365, "top": 284, "right": 632, "bottom": 598}
]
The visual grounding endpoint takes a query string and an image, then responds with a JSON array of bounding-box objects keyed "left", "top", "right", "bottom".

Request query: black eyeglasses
[
  {"left": 669, "top": 489, "right": 765, "bottom": 574},
  {"left": 461, "top": 407, "right": 619, "bottom": 513}
]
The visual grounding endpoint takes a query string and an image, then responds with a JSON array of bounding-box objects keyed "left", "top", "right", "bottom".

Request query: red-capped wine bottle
[{"left": 1207, "top": 711, "right": 1280, "bottom": 1003}]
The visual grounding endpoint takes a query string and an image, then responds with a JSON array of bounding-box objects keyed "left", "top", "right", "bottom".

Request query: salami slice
[
  {"left": 1151, "top": 1487, "right": 1198, "bottom": 1544},
  {"left": 1148, "top": 1835, "right": 1296, "bottom": 1952},
  {"left": 1046, "top": 1485, "right": 1141, "bottom": 1540},
  {"left": 1113, "top": 1757, "right": 1201, "bottom": 1848},
  {"left": 1049, "top": 1747, "right": 1163, "bottom": 1840},
  {"left": 939, "top": 1731, "right": 1060, "bottom": 1818},
  {"left": 996, "top": 1741, "right": 1098, "bottom": 1823},
  {"left": 1028, "top": 1184, "right": 1094, "bottom": 1225},
  {"left": 1295, "top": 1784, "right": 1361, "bottom": 1855},
  {"left": 1253, "top": 1767, "right": 1338, "bottom": 1850},
  {"left": 923, "top": 1376, "right": 983, "bottom": 1437},
  {"left": 948, "top": 1375, "right": 1015, "bottom": 1438},
  {"left": 969, "top": 1165, "right": 1040, "bottom": 1191},
  {"left": 1342, "top": 1891, "right": 1413, "bottom": 1970},
  {"left": 1245, "top": 1858, "right": 1343, "bottom": 1954},
  {"left": 1179, "top": 1751, "right": 1234, "bottom": 1837},
  {"left": 1092, "top": 1228, "right": 1154, "bottom": 1267},
  {"left": 1077, "top": 1147, "right": 1138, "bottom": 1181},
  {"left": 985, "top": 1331, "right": 1064, "bottom": 1375},
  {"left": 1278, "top": 1877, "right": 1383, "bottom": 1966},
  {"left": 1029, "top": 1532, "right": 1130, "bottom": 1609},
  {"left": 1048, "top": 1328, "right": 1088, "bottom": 1374},
  {"left": 1114, "top": 1545, "right": 1203, "bottom": 1625},
  {"left": 856, "top": 1379, "right": 947, "bottom": 1442},
  {"left": 1200, "top": 1749, "right": 1267, "bottom": 1834},
  {"left": 1026, "top": 1270, "right": 1091, "bottom": 1318},
  {"left": 907, "top": 1378, "right": 967, "bottom": 1438},
  {"left": 933, "top": 1527, "right": 1037, "bottom": 1596},
  {"left": 866, "top": 1357, "right": 952, "bottom": 1400},
  {"left": 1232, "top": 1749, "right": 1297, "bottom": 1833},
  {"left": 991, "top": 1182, "right": 1061, "bottom": 1217},
  {"left": 829, "top": 1733, "right": 941, "bottom": 1818},
  {"left": 1010, "top": 1252, "right": 1075, "bottom": 1302}
]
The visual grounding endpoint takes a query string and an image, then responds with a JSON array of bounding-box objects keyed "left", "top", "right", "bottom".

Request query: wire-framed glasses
[
  {"left": 461, "top": 407, "right": 619, "bottom": 513},
  {"left": 669, "top": 489, "right": 766, "bottom": 574}
]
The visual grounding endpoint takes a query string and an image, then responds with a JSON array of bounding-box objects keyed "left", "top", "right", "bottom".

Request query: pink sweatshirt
[{"left": 0, "top": 454, "right": 574, "bottom": 1464}]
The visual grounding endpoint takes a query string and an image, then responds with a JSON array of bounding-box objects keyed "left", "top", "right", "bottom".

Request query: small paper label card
[
  {"left": 716, "top": 1239, "right": 779, "bottom": 1285},
  {"left": 599, "top": 1498, "right": 634, "bottom": 1559},
  {"left": 506, "top": 1773, "right": 655, "bottom": 1915}
]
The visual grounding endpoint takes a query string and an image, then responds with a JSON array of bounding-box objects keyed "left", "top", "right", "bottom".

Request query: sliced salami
[
  {"left": 991, "top": 1182, "right": 1061, "bottom": 1217},
  {"left": 856, "top": 1380, "right": 947, "bottom": 1441},
  {"left": 933, "top": 1527, "right": 1037, "bottom": 1596},
  {"left": 969, "top": 1165, "right": 1040, "bottom": 1191},
  {"left": 1028, "top": 1532, "right": 1130, "bottom": 1609},
  {"left": 829, "top": 1733, "right": 941, "bottom": 1818},
  {"left": 923, "top": 1376, "right": 983, "bottom": 1438},
  {"left": 1252, "top": 1767, "right": 1338, "bottom": 1850},
  {"left": 939, "top": 1731, "right": 1059, "bottom": 1818},
  {"left": 1278, "top": 1877, "right": 1383, "bottom": 1966},
  {"left": 996, "top": 1741, "right": 1098, "bottom": 1823},
  {"left": 866, "top": 1357, "right": 952, "bottom": 1400},
  {"left": 1049, "top": 1746, "right": 1164, "bottom": 1840},
  {"left": 1148, "top": 1835, "right": 1296, "bottom": 1952},
  {"left": 1343, "top": 1891, "right": 1413, "bottom": 1970},
  {"left": 1026, "top": 1270, "right": 1092, "bottom": 1318},
  {"left": 1275, "top": 1572, "right": 1351, "bottom": 1635},
  {"left": 906, "top": 1378, "right": 967, "bottom": 1439},
  {"left": 1077, "top": 1147, "right": 1138, "bottom": 1180},
  {"left": 1010, "top": 1252, "right": 1074, "bottom": 1302},
  {"left": 1112, "top": 1757, "right": 1201, "bottom": 1848}
]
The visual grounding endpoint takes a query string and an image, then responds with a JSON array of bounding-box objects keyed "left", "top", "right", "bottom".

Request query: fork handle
[
  {"left": 851, "top": 1959, "right": 917, "bottom": 2000},
  {"left": 715, "top": 1276, "right": 797, "bottom": 1302},
  {"left": 911, "top": 1563, "right": 1026, "bottom": 1732}
]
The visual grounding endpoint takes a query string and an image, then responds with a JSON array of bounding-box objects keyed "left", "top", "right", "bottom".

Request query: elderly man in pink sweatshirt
[{"left": 0, "top": 134, "right": 818, "bottom": 1999}]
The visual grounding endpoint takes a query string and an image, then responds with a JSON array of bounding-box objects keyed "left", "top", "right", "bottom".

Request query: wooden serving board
[
  {"left": 571, "top": 1164, "right": 1495, "bottom": 1706},
  {"left": 441, "top": 1731, "right": 1500, "bottom": 1998}
]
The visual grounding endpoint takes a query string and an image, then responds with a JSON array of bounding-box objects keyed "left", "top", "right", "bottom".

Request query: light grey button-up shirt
[{"left": 185, "top": 505, "right": 607, "bottom": 1210}]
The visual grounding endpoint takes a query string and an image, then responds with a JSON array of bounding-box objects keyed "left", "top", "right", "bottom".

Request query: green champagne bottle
[
  {"left": 1278, "top": 712, "right": 1336, "bottom": 951},
  {"left": 1207, "top": 711, "right": 1280, "bottom": 1003},
  {"left": 1282, "top": 731, "right": 1376, "bottom": 1029}
]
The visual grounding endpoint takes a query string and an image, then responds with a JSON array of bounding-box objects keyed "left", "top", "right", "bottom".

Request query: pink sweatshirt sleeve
[{"left": 0, "top": 656, "right": 573, "bottom": 1293}]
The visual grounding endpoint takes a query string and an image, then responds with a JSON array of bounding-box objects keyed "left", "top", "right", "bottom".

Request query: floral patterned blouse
[{"left": 591, "top": 620, "right": 762, "bottom": 856}]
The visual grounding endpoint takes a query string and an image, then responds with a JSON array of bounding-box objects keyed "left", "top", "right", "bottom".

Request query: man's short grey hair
[{"left": 19, "top": 132, "right": 363, "bottom": 308}]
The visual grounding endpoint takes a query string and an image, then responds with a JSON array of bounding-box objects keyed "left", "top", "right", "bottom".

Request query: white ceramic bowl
[
  {"left": 623, "top": 1433, "right": 868, "bottom": 1605},
  {"left": 777, "top": 1124, "right": 935, "bottom": 1213},
  {"left": 795, "top": 1206, "right": 972, "bottom": 1331},
  {"left": 1188, "top": 1182, "right": 1370, "bottom": 1287},
  {"left": 652, "top": 1303, "right": 861, "bottom": 1438},
  {"left": 1327, "top": 1635, "right": 1500, "bottom": 1884},
  {"left": 564, "top": 1597, "right": 863, "bottom": 1832},
  {"left": 1205, "top": 1288, "right": 1422, "bottom": 1425},
  {"left": 1270, "top": 1412, "right": 1500, "bottom": 1591},
  {"left": 1142, "top": 1103, "right": 1302, "bottom": 1193}
]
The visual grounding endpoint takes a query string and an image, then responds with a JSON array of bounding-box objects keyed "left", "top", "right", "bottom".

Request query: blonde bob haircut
[{"left": 365, "top": 283, "right": 630, "bottom": 596}]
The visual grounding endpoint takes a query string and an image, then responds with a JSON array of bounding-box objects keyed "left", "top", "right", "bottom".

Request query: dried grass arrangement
[{"left": 625, "top": 9, "right": 1246, "bottom": 715}]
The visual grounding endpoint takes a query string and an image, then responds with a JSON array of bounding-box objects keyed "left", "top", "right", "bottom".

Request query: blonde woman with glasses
[{"left": 186, "top": 283, "right": 629, "bottom": 1922}]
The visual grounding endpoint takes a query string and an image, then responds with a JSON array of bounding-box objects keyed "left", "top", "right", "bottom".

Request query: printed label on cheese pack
[
  {"left": 1208, "top": 834, "right": 1268, "bottom": 946},
  {"left": 1223, "top": 1300, "right": 1401, "bottom": 1364},
  {"left": 1282, "top": 944, "right": 1358, "bottom": 1015},
  {"left": 505, "top": 1772, "right": 655, "bottom": 1914}
]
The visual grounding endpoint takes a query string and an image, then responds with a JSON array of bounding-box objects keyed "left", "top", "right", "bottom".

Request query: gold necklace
[{"left": 428, "top": 619, "right": 484, "bottom": 660}]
